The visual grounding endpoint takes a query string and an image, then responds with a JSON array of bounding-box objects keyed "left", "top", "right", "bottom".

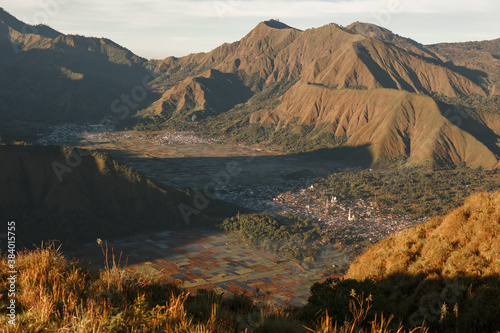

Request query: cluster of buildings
[
  {"left": 216, "top": 180, "right": 425, "bottom": 244},
  {"left": 155, "top": 132, "right": 221, "bottom": 145},
  {"left": 36, "top": 123, "right": 109, "bottom": 145},
  {"left": 82, "top": 131, "right": 221, "bottom": 145},
  {"left": 37, "top": 124, "right": 220, "bottom": 146}
]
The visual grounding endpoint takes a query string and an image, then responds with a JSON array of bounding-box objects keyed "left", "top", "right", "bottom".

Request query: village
[
  {"left": 214, "top": 181, "right": 426, "bottom": 244},
  {"left": 84, "top": 130, "right": 222, "bottom": 145},
  {"left": 35, "top": 122, "right": 221, "bottom": 146},
  {"left": 37, "top": 125, "right": 425, "bottom": 244},
  {"left": 36, "top": 123, "right": 221, "bottom": 145}
]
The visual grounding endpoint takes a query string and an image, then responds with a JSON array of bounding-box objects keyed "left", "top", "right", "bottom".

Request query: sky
[{"left": 2, "top": 0, "right": 499, "bottom": 60}]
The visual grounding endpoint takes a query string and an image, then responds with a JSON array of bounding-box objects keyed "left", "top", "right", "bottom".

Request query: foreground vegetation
[
  {"left": 313, "top": 166, "right": 500, "bottom": 218},
  {"left": 305, "top": 191, "right": 500, "bottom": 332},
  {"left": 0, "top": 243, "right": 426, "bottom": 332},
  {"left": 2, "top": 192, "right": 500, "bottom": 331}
]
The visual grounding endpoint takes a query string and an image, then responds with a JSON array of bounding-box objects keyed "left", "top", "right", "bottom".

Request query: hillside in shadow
[
  {"left": 94, "top": 144, "right": 374, "bottom": 189},
  {"left": 0, "top": 145, "right": 243, "bottom": 248}
]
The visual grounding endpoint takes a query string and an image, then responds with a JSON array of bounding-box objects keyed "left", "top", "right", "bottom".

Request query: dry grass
[
  {"left": 347, "top": 191, "right": 500, "bottom": 280},
  {"left": 0, "top": 241, "right": 432, "bottom": 332},
  {"left": 337, "top": 191, "right": 500, "bottom": 331},
  {"left": 305, "top": 292, "right": 428, "bottom": 333}
]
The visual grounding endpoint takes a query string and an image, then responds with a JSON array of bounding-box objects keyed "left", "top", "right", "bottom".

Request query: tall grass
[
  {"left": 0, "top": 242, "right": 428, "bottom": 332},
  {"left": 305, "top": 291, "right": 428, "bottom": 333}
]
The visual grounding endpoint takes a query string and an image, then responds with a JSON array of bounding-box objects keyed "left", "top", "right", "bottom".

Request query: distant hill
[
  {"left": 0, "top": 145, "right": 240, "bottom": 247},
  {"left": 427, "top": 39, "right": 500, "bottom": 95},
  {"left": 0, "top": 8, "right": 152, "bottom": 140},
  {"left": 346, "top": 21, "right": 438, "bottom": 60}
]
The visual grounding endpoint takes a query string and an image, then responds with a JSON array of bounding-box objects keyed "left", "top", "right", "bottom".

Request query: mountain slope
[
  {"left": 346, "top": 21, "right": 438, "bottom": 59},
  {"left": 250, "top": 84, "right": 498, "bottom": 168},
  {"left": 0, "top": 8, "right": 151, "bottom": 139},
  {"left": 299, "top": 35, "right": 486, "bottom": 96},
  {"left": 348, "top": 190, "right": 500, "bottom": 279},
  {"left": 0, "top": 145, "right": 240, "bottom": 247},
  {"left": 345, "top": 191, "right": 500, "bottom": 329},
  {"left": 428, "top": 39, "right": 500, "bottom": 95},
  {"left": 153, "top": 69, "right": 253, "bottom": 120},
  {"left": 152, "top": 20, "right": 302, "bottom": 86}
]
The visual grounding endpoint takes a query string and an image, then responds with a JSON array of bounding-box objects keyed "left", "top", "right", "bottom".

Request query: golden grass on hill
[
  {"left": 304, "top": 191, "right": 500, "bottom": 332},
  {"left": 347, "top": 191, "right": 500, "bottom": 280}
]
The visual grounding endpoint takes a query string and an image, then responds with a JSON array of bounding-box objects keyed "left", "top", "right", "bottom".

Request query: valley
[
  {"left": 1, "top": 6, "right": 500, "bottom": 331},
  {"left": 53, "top": 129, "right": 428, "bottom": 303},
  {"left": 28, "top": 124, "right": 496, "bottom": 307}
]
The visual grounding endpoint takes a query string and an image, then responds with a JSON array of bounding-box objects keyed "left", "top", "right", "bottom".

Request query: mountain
[
  {"left": 150, "top": 21, "right": 485, "bottom": 96},
  {"left": 141, "top": 20, "right": 499, "bottom": 168},
  {"left": 0, "top": 8, "right": 152, "bottom": 140},
  {"left": 0, "top": 144, "right": 240, "bottom": 247},
  {"left": 0, "top": 9, "right": 498, "bottom": 168}
]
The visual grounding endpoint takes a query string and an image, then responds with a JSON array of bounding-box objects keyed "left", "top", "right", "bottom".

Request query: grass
[
  {"left": 1, "top": 242, "right": 427, "bottom": 332},
  {"left": 308, "top": 190, "right": 500, "bottom": 332}
]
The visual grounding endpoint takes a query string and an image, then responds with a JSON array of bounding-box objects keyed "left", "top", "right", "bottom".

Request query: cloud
[{"left": 3, "top": 0, "right": 499, "bottom": 58}]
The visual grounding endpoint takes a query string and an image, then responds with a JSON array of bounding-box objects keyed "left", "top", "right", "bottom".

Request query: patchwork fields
[{"left": 74, "top": 229, "right": 347, "bottom": 306}]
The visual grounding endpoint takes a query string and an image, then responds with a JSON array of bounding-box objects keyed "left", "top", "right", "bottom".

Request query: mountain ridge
[
  {"left": 0, "top": 10, "right": 498, "bottom": 168},
  {"left": 141, "top": 19, "right": 499, "bottom": 168}
]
